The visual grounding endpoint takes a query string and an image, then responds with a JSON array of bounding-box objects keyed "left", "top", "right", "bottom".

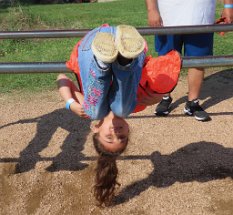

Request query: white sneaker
[
  {"left": 91, "top": 32, "right": 118, "bottom": 63},
  {"left": 115, "top": 25, "right": 145, "bottom": 59}
]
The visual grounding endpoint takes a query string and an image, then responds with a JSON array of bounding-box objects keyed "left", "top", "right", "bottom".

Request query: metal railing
[
  {"left": 0, "top": 24, "right": 233, "bottom": 74},
  {"left": 1, "top": 24, "right": 233, "bottom": 39},
  {"left": 1, "top": 55, "right": 233, "bottom": 74}
]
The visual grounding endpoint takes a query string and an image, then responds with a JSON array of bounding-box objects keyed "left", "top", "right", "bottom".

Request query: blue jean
[{"left": 78, "top": 25, "right": 146, "bottom": 120}]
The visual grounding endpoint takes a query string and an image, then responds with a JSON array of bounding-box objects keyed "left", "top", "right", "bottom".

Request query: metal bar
[
  {"left": 0, "top": 62, "right": 71, "bottom": 74},
  {"left": 138, "top": 24, "right": 233, "bottom": 35},
  {"left": 0, "top": 24, "right": 233, "bottom": 39},
  {"left": 182, "top": 55, "right": 233, "bottom": 68},
  {"left": 0, "top": 56, "right": 233, "bottom": 74}
]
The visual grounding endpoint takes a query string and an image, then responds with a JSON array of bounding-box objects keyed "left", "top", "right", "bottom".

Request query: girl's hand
[
  {"left": 70, "top": 102, "right": 89, "bottom": 118},
  {"left": 72, "top": 89, "right": 88, "bottom": 118},
  {"left": 74, "top": 91, "right": 84, "bottom": 105},
  {"left": 222, "top": 8, "right": 233, "bottom": 23}
]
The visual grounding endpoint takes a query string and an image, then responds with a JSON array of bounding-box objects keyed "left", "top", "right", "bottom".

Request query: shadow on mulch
[
  {"left": 113, "top": 141, "right": 233, "bottom": 205},
  {"left": 0, "top": 108, "right": 91, "bottom": 173},
  {"left": 0, "top": 68, "right": 233, "bottom": 207},
  {"left": 113, "top": 68, "right": 233, "bottom": 205},
  {"left": 172, "top": 68, "right": 233, "bottom": 112}
]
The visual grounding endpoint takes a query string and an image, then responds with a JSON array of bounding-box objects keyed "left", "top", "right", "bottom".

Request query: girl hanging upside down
[{"left": 57, "top": 24, "right": 181, "bottom": 206}]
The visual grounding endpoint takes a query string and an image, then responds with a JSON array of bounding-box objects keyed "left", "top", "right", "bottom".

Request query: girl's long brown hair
[{"left": 92, "top": 133, "right": 127, "bottom": 206}]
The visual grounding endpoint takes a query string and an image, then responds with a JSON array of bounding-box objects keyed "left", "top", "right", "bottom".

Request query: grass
[{"left": 0, "top": 0, "right": 232, "bottom": 93}]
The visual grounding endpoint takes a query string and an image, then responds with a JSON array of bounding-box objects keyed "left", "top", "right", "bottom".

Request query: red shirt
[{"left": 66, "top": 42, "right": 181, "bottom": 113}]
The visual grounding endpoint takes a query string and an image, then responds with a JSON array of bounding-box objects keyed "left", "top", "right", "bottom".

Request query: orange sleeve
[
  {"left": 141, "top": 50, "right": 181, "bottom": 94},
  {"left": 134, "top": 50, "right": 181, "bottom": 113},
  {"left": 66, "top": 41, "right": 82, "bottom": 75}
]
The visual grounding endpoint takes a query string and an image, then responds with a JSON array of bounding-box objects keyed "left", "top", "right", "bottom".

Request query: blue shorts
[{"left": 155, "top": 33, "right": 214, "bottom": 57}]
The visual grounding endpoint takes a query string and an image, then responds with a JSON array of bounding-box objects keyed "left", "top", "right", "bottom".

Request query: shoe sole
[
  {"left": 91, "top": 32, "right": 118, "bottom": 63},
  {"left": 115, "top": 25, "right": 145, "bottom": 59},
  {"left": 184, "top": 108, "right": 210, "bottom": 121},
  {"left": 154, "top": 111, "right": 169, "bottom": 116},
  {"left": 194, "top": 116, "right": 210, "bottom": 121}
]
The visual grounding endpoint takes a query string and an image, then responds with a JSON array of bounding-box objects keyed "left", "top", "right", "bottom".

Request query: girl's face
[{"left": 92, "top": 113, "right": 129, "bottom": 153}]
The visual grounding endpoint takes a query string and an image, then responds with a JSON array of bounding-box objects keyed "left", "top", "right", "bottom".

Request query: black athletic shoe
[
  {"left": 184, "top": 99, "right": 211, "bottom": 121},
  {"left": 155, "top": 96, "right": 173, "bottom": 116}
]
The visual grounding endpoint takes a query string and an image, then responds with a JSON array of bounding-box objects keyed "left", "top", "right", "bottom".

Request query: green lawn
[{"left": 0, "top": 0, "right": 232, "bottom": 93}]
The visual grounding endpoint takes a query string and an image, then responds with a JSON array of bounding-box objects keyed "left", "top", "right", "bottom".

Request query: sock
[
  {"left": 94, "top": 56, "right": 110, "bottom": 70},
  {"left": 117, "top": 54, "right": 133, "bottom": 66},
  {"left": 163, "top": 96, "right": 171, "bottom": 100}
]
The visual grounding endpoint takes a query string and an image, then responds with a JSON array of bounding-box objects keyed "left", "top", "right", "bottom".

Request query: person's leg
[
  {"left": 78, "top": 25, "right": 117, "bottom": 120},
  {"left": 110, "top": 52, "right": 146, "bottom": 117},
  {"left": 183, "top": 33, "right": 213, "bottom": 121},
  {"left": 187, "top": 67, "right": 204, "bottom": 101},
  {"left": 154, "top": 35, "right": 182, "bottom": 116},
  {"left": 108, "top": 25, "right": 146, "bottom": 117}
]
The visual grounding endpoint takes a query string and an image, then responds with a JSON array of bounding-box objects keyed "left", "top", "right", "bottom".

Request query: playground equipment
[{"left": 0, "top": 24, "right": 233, "bottom": 74}]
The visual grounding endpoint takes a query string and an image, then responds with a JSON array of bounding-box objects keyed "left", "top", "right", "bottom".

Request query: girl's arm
[{"left": 57, "top": 74, "right": 88, "bottom": 118}]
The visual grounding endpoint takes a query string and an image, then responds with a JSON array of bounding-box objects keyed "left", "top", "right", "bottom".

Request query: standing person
[
  {"left": 145, "top": 0, "right": 233, "bottom": 121},
  {"left": 58, "top": 24, "right": 181, "bottom": 206}
]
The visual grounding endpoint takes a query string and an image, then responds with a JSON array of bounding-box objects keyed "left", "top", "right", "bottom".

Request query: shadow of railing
[
  {"left": 113, "top": 141, "right": 233, "bottom": 205},
  {"left": 0, "top": 108, "right": 91, "bottom": 173}
]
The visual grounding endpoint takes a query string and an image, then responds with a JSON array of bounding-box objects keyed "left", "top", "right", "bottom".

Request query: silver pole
[
  {"left": 0, "top": 56, "right": 233, "bottom": 74},
  {"left": 182, "top": 55, "right": 233, "bottom": 68},
  {"left": 0, "top": 24, "right": 233, "bottom": 39},
  {"left": 0, "top": 62, "right": 71, "bottom": 74}
]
